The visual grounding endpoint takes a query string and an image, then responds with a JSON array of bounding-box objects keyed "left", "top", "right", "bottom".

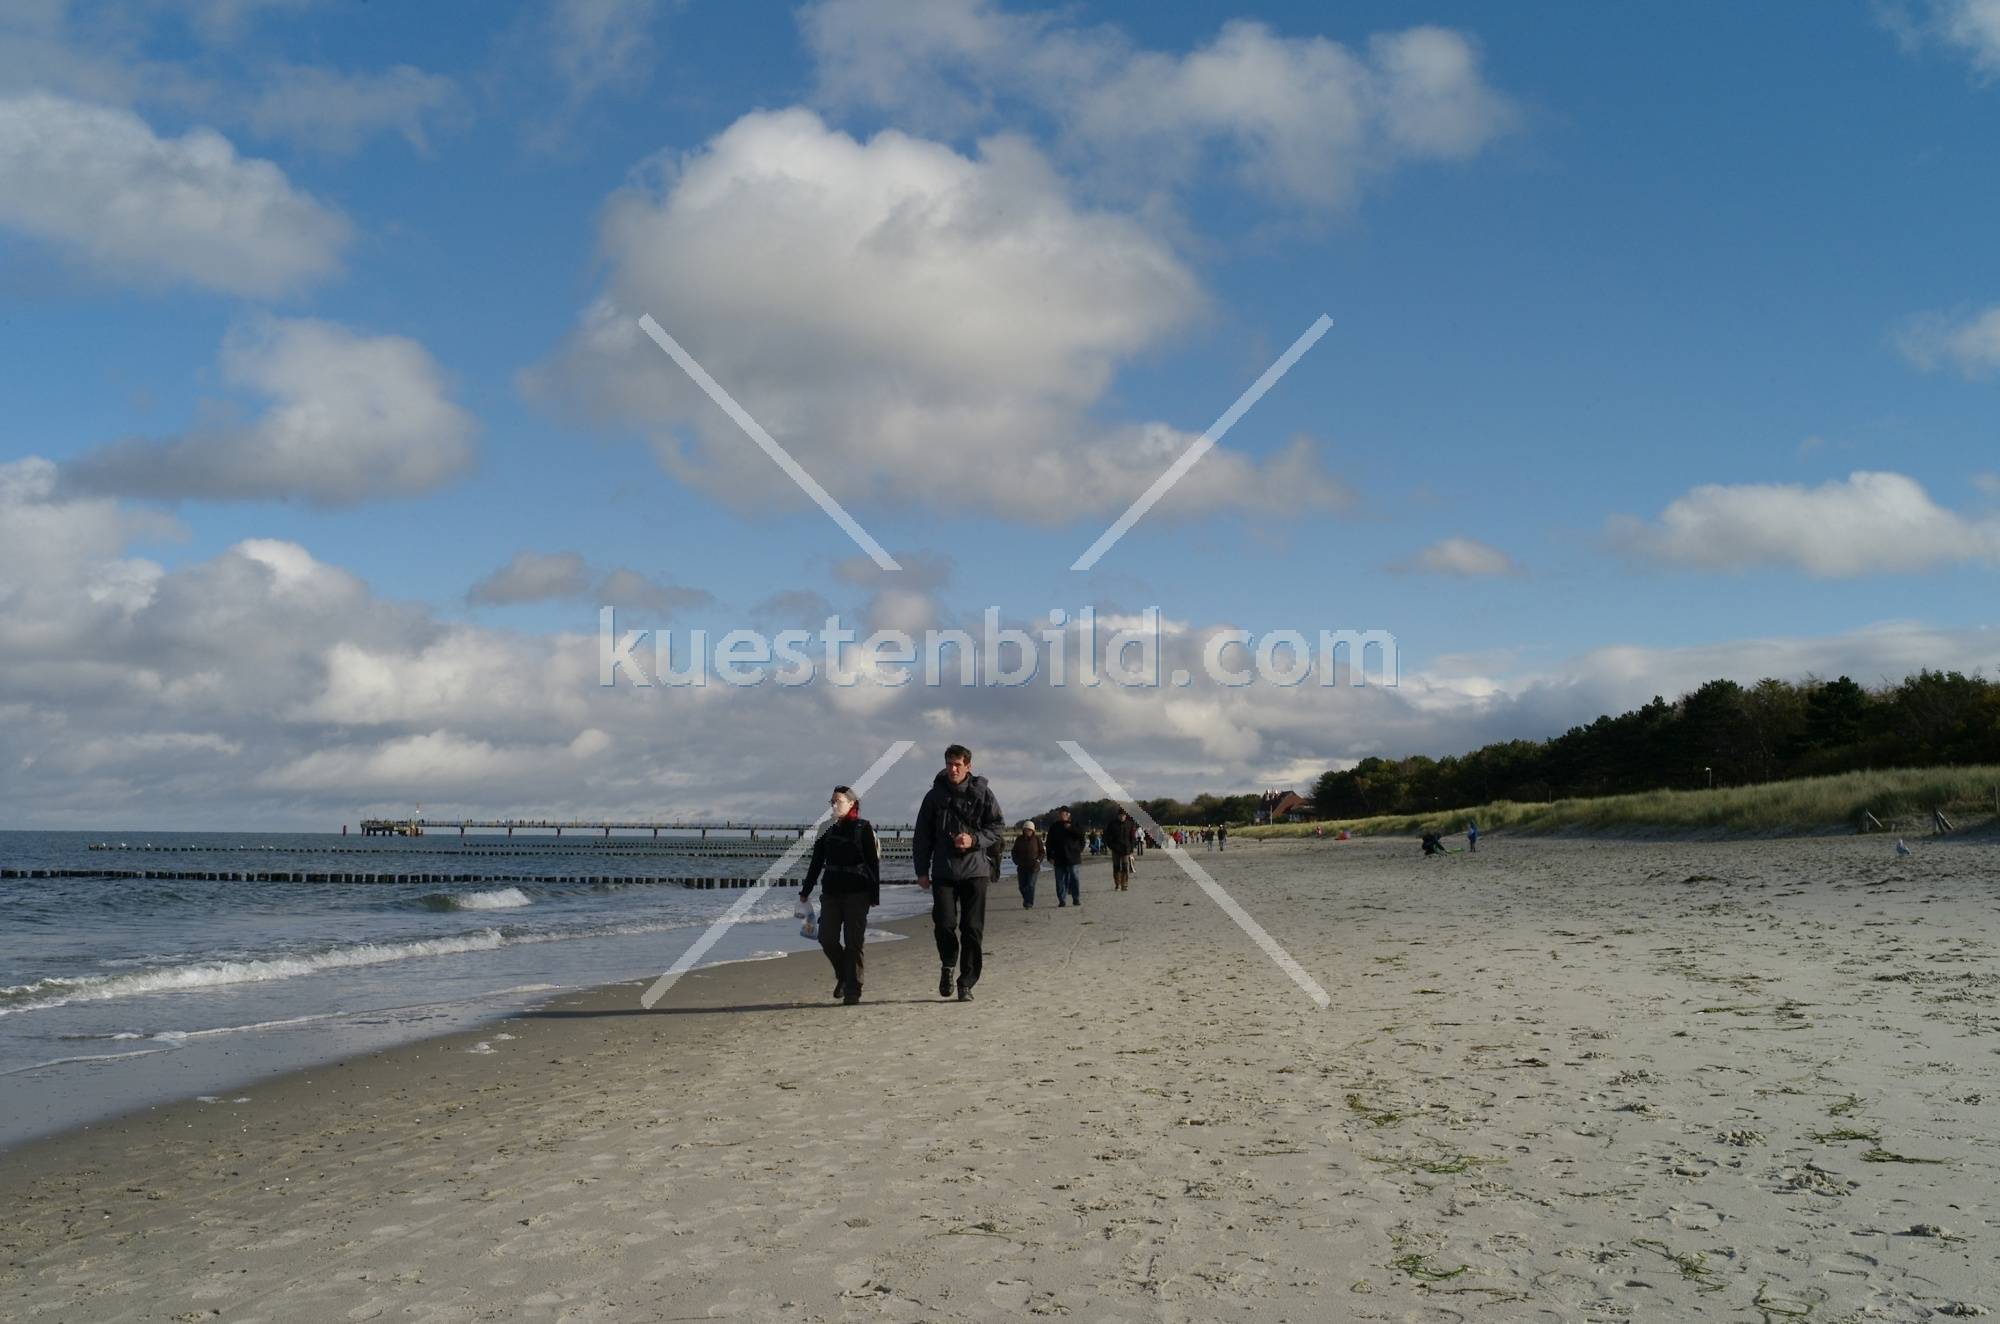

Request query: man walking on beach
[
  {"left": 1106, "top": 809, "right": 1138, "bottom": 891},
  {"left": 1046, "top": 806, "right": 1084, "bottom": 907},
  {"left": 914, "top": 744, "right": 1005, "bottom": 1001}
]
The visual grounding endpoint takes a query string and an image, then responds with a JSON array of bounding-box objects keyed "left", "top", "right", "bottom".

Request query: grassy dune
[{"left": 1237, "top": 766, "right": 2000, "bottom": 840}]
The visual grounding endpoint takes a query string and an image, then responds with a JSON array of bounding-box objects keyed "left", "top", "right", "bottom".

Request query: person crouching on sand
[
  {"left": 913, "top": 743, "right": 1005, "bottom": 1001},
  {"left": 800, "top": 785, "right": 881, "bottom": 1006}
]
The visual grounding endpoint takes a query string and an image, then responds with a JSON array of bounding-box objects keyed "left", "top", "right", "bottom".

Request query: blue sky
[{"left": 3, "top": 0, "right": 1999, "bottom": 826}]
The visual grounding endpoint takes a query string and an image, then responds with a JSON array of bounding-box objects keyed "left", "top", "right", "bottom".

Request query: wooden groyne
[
  {"left": 0, "top": 867, "right": 873, "bottom": 888},
  {"left": 357, "top": 818, "right": 917, "bottom": 839},
  {"left": 87, "top": 840, "right": 915, "bottom": 858}
]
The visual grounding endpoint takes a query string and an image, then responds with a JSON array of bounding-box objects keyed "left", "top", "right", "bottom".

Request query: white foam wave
[
  {"left": 0, "top": 1047, "right": 177, "bottom": 1076},
  {"left": 0, "top": 931, "right": 510, "bottom": 1015},
  {"left": 448, "top": 887, "right": 533, "bottom": 910},
  {"left": 0, "top": 915, "right": 751, "bottom": 1018}
]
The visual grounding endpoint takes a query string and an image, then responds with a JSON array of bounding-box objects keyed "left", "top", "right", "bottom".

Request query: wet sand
[{"left": 2, "top": 837, "right": 1996, "bottom": 1322}]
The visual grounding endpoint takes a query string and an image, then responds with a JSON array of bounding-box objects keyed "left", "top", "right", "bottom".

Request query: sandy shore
[{"left": 3, "top": 837, "right": 1996, "bottom": 1322}]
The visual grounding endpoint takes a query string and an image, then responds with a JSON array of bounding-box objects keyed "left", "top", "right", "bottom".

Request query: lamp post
[{"left": 1704, "top": 766, "right": 1713, "bottom": 790}]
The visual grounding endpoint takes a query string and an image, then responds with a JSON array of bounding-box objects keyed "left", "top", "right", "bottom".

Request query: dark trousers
[
  {"left": 1052, "top": 861, "right": 1080, "bottom": 904},
  {"left": 817, "top": 891, "right": 871, "bottom": 991},
  {"left": 1016, "top": 863, "right": 1039, "bottom": 907},
  {"left": 932, "top": 875, "right": 987, "bottom": 986}
]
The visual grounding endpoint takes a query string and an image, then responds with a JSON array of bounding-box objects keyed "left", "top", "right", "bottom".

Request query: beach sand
[{"left": 3, "top": 837, "right": 1996, "bottom": 1322}]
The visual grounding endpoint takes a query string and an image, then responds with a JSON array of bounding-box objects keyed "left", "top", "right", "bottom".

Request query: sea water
[{"left": 0, "top": 831, "right": 925, "bottom": 1149}]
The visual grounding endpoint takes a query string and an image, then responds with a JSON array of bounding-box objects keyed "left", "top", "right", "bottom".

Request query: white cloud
[
  {"left": 64, "top": 317, "right": 477, "bottom": 506},
  {"left": 466, "top": 551, "right": 710, "bottom": 615},
  {"left": 1, "top": 6, "right": 460, "bottom": 155},
  {"left": 1392, "top": 536, "right": 1521, "bottom": 578},
  {"left": 0, "top": 92, "right": 349, "bottom": 296},
  {"left": 548, "top": 0, "right": 660, "bottom": 99},
  {"left": 596, "top": 567, "right": 712, "bottom": 614},
  {"left": 4, "top": 458, "right": 1999, "bottom": 826},
  {"left": 802, "top": 1, "right": 1518, "bottom": 210},
  {"left": 752, "top": 589, "right": 836, "bottom": 624},
  {"left": 1611, "top": 471, "right": 2000, "bottom": 577},
  {"left": 1933, "top": 0, "right": 2000, "bottom": 76},
  {"left": 188, "top": 0, "right": 319, "bottom": 44},
  {"left": 1976, "top": 472, "right": 2000, "bottom": 499},
  {"left": 0, "top": 6, "right": 212, "bottom": 109},
  {"left": 468, "top": 551, "right": 593, "bottom": 605},
  {"left": 263, "top": 728, "right": 614, "bottom": 797},
  {"left": 1897, "top": 305, "right": 2000, "bottom": 378},
  {"left": 513, "top": 0, "right": 663, "bottom": 149},
  {"left": 529, "top": 108, "right": 1350, "bottom": 523},
  {"left": 244, "top": 62, "right": 461, "bottom": 153}
]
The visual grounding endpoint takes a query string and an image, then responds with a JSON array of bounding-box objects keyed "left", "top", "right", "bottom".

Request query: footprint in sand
[
  {"left": 1663, "top": 1201, "right": 1722, "bottom": 1230},
  {"left": 986, "top": 1278, "right": 1033, "bottom": 1309}
]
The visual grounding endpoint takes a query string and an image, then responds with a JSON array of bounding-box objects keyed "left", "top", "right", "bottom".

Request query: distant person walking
[
  {"left": 1105, "top": 809, "right": 1138, "bottom": 891},
  {"left": 1011, "top": 820, "right": 1044, "bottom": 908},
  {"left": 1047, "top": 806, "right": 1084, "bottom": 907},
  {"left": 1217, "top": 824, "right": 1228, "bottom": 852},
  {"left": 913, "top": 743, "right": 1005, "bottom": 1001},
  {"left": 799, "top": 785, "right": 881, "bottom": 1006},
  {"left": 1466, "top": 820, "right": 1479, "bottom": 852}
]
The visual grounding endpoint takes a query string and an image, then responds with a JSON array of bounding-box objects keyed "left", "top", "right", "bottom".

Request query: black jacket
[
  {"left": 1104, "top": 816, "right": 1138, "bottom": 857},
  {"left": 801, "top": 816, "right": 881, "bottom": 906},
  {"left": 912, "top": 770, "right": 1004, "bottom": 883},
  {"left": 1045, "top": 820, "right": 1084, "bottom": 866},
  {"left": 1011, "top": 830, "right": 1044, "bottom": 869}
]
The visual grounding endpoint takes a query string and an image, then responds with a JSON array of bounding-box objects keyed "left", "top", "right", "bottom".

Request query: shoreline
[
  {"left": 7, "top": 838, "right": 1991, "bottom": 1322},
  {"left": 0, "top": 860, "right": 1113, "bottom": 1156},
  {"left": 0, "top": 904, "right": 939, "bottom": 1176}
]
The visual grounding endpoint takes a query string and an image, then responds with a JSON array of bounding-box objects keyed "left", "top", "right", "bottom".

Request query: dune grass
[{"left": 1237, "top": 765, "right": 2000, "bottom": 840}]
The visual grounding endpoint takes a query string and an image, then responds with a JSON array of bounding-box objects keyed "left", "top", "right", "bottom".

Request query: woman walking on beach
[
  {"left": 1011, "top": 820, "right": 1044, "bottom": 908},
  {"left": 800, "top": 785, "right": 881, "bottom": 1006}
]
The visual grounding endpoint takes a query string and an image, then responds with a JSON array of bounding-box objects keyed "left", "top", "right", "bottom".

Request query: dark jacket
[
  {"left": 912, "top": 770, "right": 1004, "bottom": 883},
  {"left": 1011, "top": 830, "right": 1044, "bottom": 870},
  {"left": 1045, "top": 820, "right": 1084, "bottom": 866},
  {"left": 1104, "top": 815, "right": 1138, "bottom": 857},
  {"left": 801, "top": 815, "right": 881, "bottom": 906}
]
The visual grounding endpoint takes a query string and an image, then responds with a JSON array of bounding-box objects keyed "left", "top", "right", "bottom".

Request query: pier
[{"left": 357, "top": 818, "right": 917, "bottom": 840}]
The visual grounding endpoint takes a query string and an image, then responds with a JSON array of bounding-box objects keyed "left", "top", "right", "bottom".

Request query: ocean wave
[
  {"left": 0, "top": 912, "right": 782, "bottom": 1017},
  {"left": 0, "top": 930, "right": 512, "bottom": 1015},
  {"left": 413, "top": 887, "right": 533, "bottom": 912}
]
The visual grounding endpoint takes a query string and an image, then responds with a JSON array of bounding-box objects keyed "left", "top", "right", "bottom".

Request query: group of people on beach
[{"left": 796, "top": 744, "right": 1147, "bottom": 1006}]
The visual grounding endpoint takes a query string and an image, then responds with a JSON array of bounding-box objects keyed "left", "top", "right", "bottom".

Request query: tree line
[
  {"left": 1309, "top": 671, "right": 2000, "bottom": 820},
  {"left": 1036, "top": 792, "right": 1263, "bottom": 829}
]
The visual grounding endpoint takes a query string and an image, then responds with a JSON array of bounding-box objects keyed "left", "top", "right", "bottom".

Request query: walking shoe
[
  {"left": 843, "top": 987, "right": 862, "bottom": 1006},
  {"left": 833, "top": 979, "right": 846, "bottom": 1000},
  {"left": 939, "top": 966, "right": 954, "bottom": 998},
  {"left": 956, "top": 982, "right": 974, "bottom": 1002}
]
